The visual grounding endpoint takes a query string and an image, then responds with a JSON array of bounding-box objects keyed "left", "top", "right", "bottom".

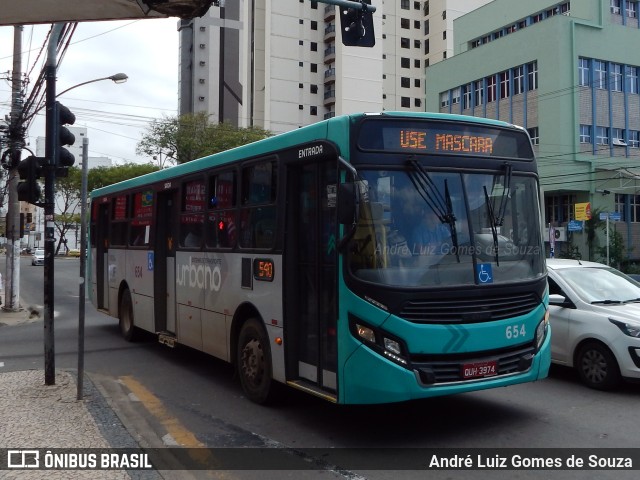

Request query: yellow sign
[{"left": 575, "top": 202, "right": 591, "bottom": 221}]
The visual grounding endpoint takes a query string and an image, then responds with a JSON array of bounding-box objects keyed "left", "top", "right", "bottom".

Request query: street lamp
[{"left": 56, "top": 72, "right": 128, "bottom": 97}]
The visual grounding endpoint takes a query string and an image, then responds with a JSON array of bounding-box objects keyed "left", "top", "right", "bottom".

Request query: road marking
[{"left": 119, "top": 375, "right": 204, "bottom": 448}]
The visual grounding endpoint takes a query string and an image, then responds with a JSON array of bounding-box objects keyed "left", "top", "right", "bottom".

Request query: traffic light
[
  {"left": 54, "top": 101, "right": 76, "bottom": 177},
  {"left": 340, "top": 0, "right": 375, "bottom": 47},
  {"left": 16, "top": 155, "right": 44, "bottom": 204}
]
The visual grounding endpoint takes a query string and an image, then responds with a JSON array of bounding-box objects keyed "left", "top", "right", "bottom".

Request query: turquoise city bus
[{"left": 88, "top": 112, "right": 551, "bottom": 404}]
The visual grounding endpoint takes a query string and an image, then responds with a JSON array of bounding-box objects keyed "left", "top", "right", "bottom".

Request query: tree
[{"left": 136, "top": 112, "right": 271, "bottom": 166}]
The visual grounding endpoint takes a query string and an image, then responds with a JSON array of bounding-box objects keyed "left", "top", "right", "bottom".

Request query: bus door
[
  {"left": 96, "top": 203, "right": 110, "bottom": 311},
  {"left": 285, "top": 157, "right": 338, "bottom": 395},
  {"left": 154, "top": 190, "right": 177, "bottom": 334}
]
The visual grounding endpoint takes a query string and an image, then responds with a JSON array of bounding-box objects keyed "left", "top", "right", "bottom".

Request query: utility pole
[
  {"left": 43, "top": 23, "right": 65, "bottom": 386},
  {"left": 4, "top": 25, "right": 24, "bottom": 312}
]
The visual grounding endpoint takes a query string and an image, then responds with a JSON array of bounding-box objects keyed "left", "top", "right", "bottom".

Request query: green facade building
[{"left": 425, "top": 0, "right": 640, "bottom": 265}]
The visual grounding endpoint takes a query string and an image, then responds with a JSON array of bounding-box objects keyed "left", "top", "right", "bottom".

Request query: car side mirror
[{"left": 549, "top": 293, "right": 574, "bottom": 308}]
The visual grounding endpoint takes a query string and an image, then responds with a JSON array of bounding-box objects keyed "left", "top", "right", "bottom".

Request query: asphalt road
[{"left": 2, "top": 256, "right": 640, "bottom": 479}]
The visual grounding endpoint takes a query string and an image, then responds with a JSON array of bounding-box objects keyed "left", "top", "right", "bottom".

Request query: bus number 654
[{"left": 506, "top": 324, "right": 526, "bottom": 340}]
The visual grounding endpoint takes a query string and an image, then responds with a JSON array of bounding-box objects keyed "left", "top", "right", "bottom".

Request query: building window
[
  {"left": 626, "top": 66, "right": 639, "bottom": 94},
  {"left": 578, "top": 58, "right": 590, "bottom": 86},
  {"left": 414, "top": 39, "right": 421, "bottom": 49},
  {"left": 415, "top": 98, "right": 422, "bottom": 107},
  {"left": 414, "top": 78, "right": 421, "bottom": 88},
  {"left": 594, "top": 60, "right": 607, "bottom": 89},
  {"left": 414, "top": 20, "right": 421, "bottom": 29},
  {"left": 401, "top": 97, "right": 411, "bottom": 108},
  {"left": 627, "top": 1, "right": 638, "bottom": 17},
  {"left": 451, "top": 87, "right": 461, "bottom": 105},
  {"left": 611, "top": 63, "right": 623, "bottom": 92},
  {"left": 629, "top": 130, "right": 640, "bottom": 148},
  {"left": 474, "top": 80, "right": 484, "bottom": 106},
  {"left": 401, "top": 77, "right": 410, "bottom": 88},
  {"left": 579, "top": 125, "right": 592, "bottom": 144},
  {"left": 487, "top": 75, "right": 497, "bottom": 102},
  {"left": 527, "top": 127, "right": 539, "bottom": 145},
  {"left": 440, "top": 92, "right": 450, "bottom": 108},
  {"left": 627, "top": 194, "right": 640, "bottom": 222},
  {"left": 401, "top": 18, "right": 410, "bottom": 29},
  {"left": 310, "top": 42, "right": 318, "bottom": 51},
  {"left": 414, "top": 59, "right": 421, "bottom": 68},
  {"left": 401, "top": 0, "right": 409, "bottom": 9},
  {"left": 310, "top": 106, "right": 318, "bottom": 116},
  {"left": 596, "top": 126, "right": 609, "bottom": 145},
  {"left": 401, "top": 57, "right": 410, "bottom": 68},
  {"left": 527, "top": 61, "right": 538, "bottom": 90},
  {"left": 615, "top": 194, "right": 627, "bottom": 221},
  {"left": 612, "top": 128, "right": 626, "bottom": 145},
  {"left": 462, "top": 84, "right": 472, "bottom": 109},
  {"left": 443, "top": 31, "right": 447, "bottom": 40},
  {"left": 513, "top": 66, "right": 524, "bottom": 94},
  {"left": 500, "top": 70, "right": 510, "bottom": 99},
  {"left": 443, "top": 51, "right": 447, "bottom": 59},
  {"left": 401, "top": 37, "right": 410, "bottom": 48},
  {"left": 310, "top": 63, "right": 317, "bottom": 73},
  {"left": 611, "top": 0, "right": 621, "bottom": 14},
  {"left": 545, "top": 194, "right": 575, "bottom": 224},
  {"left": 310, "top": 84, "right": 318, "bottom": 94}
]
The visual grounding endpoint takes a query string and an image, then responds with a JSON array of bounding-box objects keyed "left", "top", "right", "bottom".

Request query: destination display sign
[{"left": 357, "top": 119, "right": 534, "bottom": 159}]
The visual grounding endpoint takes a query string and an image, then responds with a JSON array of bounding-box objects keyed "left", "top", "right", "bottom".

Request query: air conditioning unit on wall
[{"left": 544, "top": 227, "right": 567, "bottom": 242}]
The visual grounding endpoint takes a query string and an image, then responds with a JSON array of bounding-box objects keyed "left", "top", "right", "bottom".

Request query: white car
[
  {"left": 31, "top": 248, "right": 45, "bottom": 266},
  {"left": 547, "top": 258, "right": 640, "bottom": 390}
]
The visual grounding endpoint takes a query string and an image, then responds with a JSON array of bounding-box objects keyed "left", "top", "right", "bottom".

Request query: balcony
[
  {"left": 324, "top": 67, "right": 336, "bottom": 84},
  {"left": 324, "top": 89, "right": 336, "bottom": 106},
  {"left": 324, "top": 23, "right": 336, "bottom": 42},
  {"left": 324, "top": 45, "right": 336, "bottom": 64},
  {"left": 324, "top": 4, "right": 335, "bottom": 22}
]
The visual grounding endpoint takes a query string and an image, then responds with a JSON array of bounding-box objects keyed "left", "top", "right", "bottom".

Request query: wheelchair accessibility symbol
[{"left": 476, "top": 263, "right": 493, "bottom": 284}]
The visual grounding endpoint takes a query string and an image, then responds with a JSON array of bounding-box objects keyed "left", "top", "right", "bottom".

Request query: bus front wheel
[
  {"left": 119, "top": 289, "right": 137, "bottom": 342},
  {"left": 237, "top": 319, "right": 273, "bottom": 404}
]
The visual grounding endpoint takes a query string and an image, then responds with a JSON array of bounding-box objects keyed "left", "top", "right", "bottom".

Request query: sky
[{"left": 0, "top": 18, "right": 180, "bottom": 165}]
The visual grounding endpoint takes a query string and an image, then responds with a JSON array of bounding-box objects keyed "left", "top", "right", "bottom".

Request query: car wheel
[
  {"left": 119, "top": 288, "right": 137, "bottom": 342},
  {"left": 576, "top": 341, "right": 621, "bottom": 390},
  {"left": 237, "top": 318, "right": 273, "bottom": 404}
]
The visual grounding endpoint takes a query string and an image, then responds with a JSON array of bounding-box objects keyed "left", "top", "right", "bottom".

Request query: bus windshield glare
[{"left": 347, "top": 166, "right": 545, "bottom": 287}]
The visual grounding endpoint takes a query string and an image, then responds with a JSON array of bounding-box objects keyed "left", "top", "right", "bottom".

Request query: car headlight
[
  {"left": 610, "top": 318, "right": 640, "bottom": 338},
  {"left": 536, "top": 310, "right": 550, "bottom": 350}
]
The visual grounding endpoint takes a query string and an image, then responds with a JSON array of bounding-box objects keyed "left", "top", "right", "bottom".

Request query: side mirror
[
  {"left": 338, "top": 183, "right": 356, "bottom": 224},
  {"left": 549, "top": 293, "right": 573, "bottom": 308}
]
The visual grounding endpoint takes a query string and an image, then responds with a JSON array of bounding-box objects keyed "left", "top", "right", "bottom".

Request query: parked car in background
[
  {"left": 67, "top": 249, "right": 81, "bottom": 257},
  {"left": 547, "top": 258, "right": 640, "bottom": 390},
  {"left": 31, "top": 249, "right": 45, "bottom": 266}
]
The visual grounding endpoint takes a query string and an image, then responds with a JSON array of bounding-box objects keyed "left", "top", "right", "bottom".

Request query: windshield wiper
[
  {"left": 623, "top": 297, "right": 640, "bottom": 303},
  {"left": 484, "top": 185, "right": 500, "bottom": 266},
  {"left": 591, "top": 299, "right": 623, "bottom": 305},
  {"left": 406, "top": 159, "right": 460, "bottom": 262}
]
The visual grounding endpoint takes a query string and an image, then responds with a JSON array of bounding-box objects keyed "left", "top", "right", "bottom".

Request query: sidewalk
[{"left": 0, "top": 307, "right": 162, "bottom": 479}]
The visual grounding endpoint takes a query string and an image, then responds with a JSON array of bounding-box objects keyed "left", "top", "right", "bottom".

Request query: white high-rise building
[{"left": 178, "top": 0, "right": 491, "bottom": 134}]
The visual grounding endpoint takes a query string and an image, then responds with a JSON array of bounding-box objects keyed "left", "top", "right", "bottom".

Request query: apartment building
[
  {"left": 425, "top": 0, "right": 640, "bottom": 262},
  {"left": 177, "top": 0, "right": 490, "bottom": 134}
]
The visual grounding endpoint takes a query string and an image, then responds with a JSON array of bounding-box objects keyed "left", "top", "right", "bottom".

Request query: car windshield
[
  {"left": 35, "top": 250, "right": 44, "bottom": 256},
  {"left": 554, "top": 266, "right": 640, "bottom": 304},
  {"left": 346, "top": 167, "right": 545, "bottom": 287}
]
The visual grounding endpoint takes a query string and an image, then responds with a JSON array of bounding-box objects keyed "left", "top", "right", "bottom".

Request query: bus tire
[
  {"left": 119, "top": 288, "right": 137, "bottom": 342},
  {"left": 237, "top": 318, "right": 273, "bottom": 404}
]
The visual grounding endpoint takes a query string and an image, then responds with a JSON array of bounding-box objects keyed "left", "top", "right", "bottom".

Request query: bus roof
[{"left": 91, "top": 112, "right": 526, "bottom": 198}]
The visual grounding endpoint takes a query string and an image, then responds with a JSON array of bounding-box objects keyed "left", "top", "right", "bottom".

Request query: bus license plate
[{"left": 461, "top": 360, "right": 498, "bottom": 379}]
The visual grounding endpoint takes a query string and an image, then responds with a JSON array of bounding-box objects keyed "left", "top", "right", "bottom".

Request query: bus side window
[
  {"left": 239, "top": 160, "right": 277, "bottom": 249},
  {"left": 207, "top": 171, "right": 237, "bottom": 249},
  {"left": 181, "top": 178, "right": 206, "bottom": 249}
]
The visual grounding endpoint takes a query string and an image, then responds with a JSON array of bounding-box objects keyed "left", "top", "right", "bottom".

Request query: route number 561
[{"left": 506, "top": 324, "right": 526, "bottom": 339}]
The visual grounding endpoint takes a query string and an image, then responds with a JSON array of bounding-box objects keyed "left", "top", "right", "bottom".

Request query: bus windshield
[{"left": 347, "top": 166, "right": 545, "bottom": 287}]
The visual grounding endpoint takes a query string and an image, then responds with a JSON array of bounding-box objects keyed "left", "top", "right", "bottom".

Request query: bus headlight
[
  {"left": 536, "top": 311, "right": 549, "bottom": 350},
  {"left": 351, "top": 315, "right": 409, "bottom": 367}
]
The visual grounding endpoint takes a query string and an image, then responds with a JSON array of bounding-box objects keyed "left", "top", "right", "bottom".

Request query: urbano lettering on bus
[
  {"left": 177, "top": 257, "right": 223, "bottom": 291},
  {"left": 298, "top": 145, "right": 323, "bottom": 158}
]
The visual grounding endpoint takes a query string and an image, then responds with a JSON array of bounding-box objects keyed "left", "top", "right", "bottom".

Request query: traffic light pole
[{"left": 43, "top": 24, "right": 64, "bottom": 386}]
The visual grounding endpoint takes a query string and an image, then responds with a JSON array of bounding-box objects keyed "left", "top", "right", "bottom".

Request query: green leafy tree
[
  {"left": 136, "top": 112, "right": 271, "bottom": 165},
  {"left": 597, "top": 228, "right": 630, "bottom": 269}
]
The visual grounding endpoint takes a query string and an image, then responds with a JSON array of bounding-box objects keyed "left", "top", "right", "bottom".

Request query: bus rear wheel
[
  {"left": 237, "top": 319, "right": 273, "bottom": 404},
  {"left": 119, "top": 288, "right": 137, "bottom": 342}
]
